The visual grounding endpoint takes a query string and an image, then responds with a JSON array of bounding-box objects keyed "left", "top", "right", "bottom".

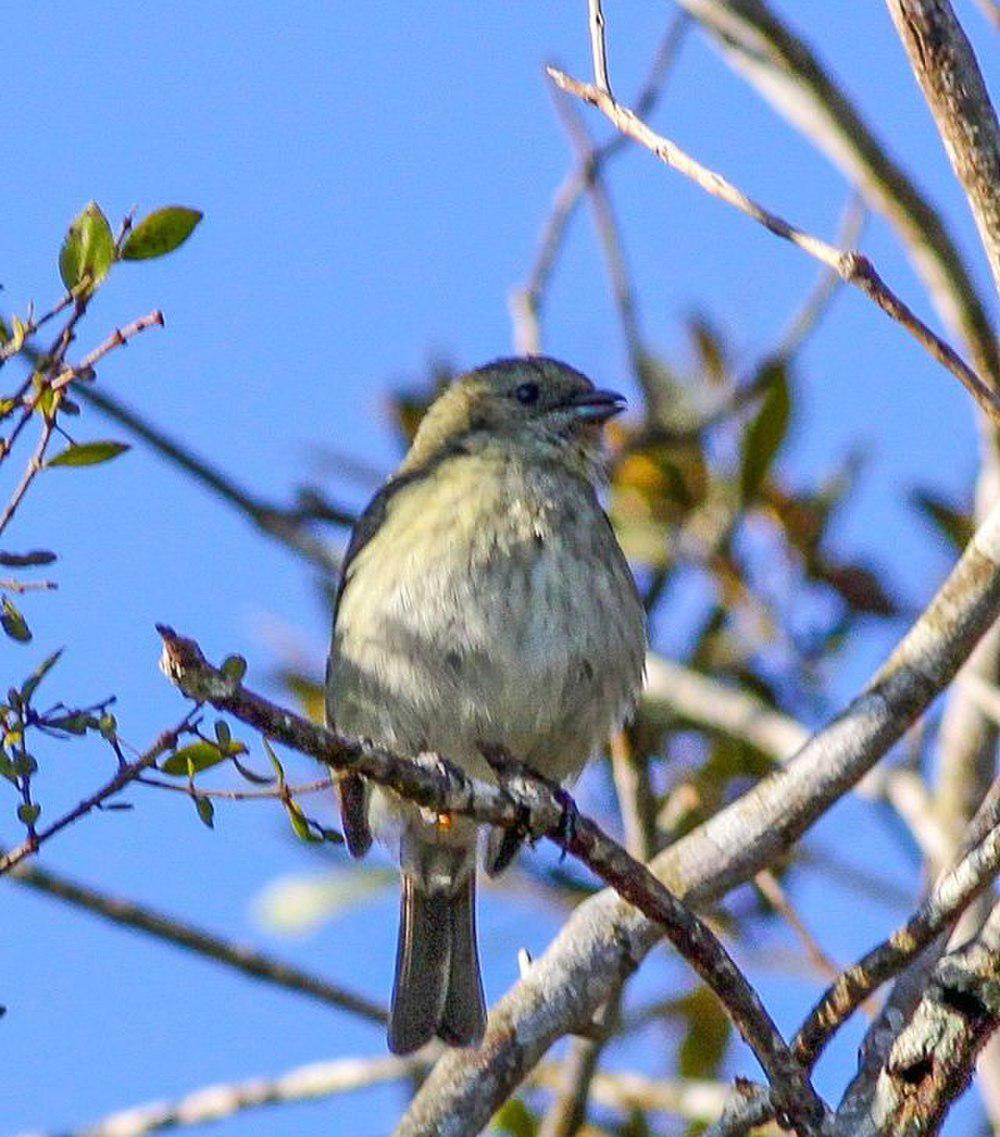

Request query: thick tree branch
[
  {"left": 886, "top": 0, "right": 1000, "bottom": 295},
  {"left": 833, "top": 902, "right": 1000, "bottom": 1136}
]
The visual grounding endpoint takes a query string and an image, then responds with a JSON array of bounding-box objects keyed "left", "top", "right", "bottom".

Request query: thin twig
[
  {"left": 4, "top": 857, "right": 387, "bottom": 1025},
  {"left": 550, "top": 84, "right": 647, "bottom": 393},
  {"left": 0, "top": 714, "right": 198, "bottom": 875},
  {"left": 547, "top": 67, "right": 1000, "bottom": 423},
  {"left": 510, "top": 15, "right": 688, "bottom": 355},
  {"left": 50, "top": 311, "right": 164, "bottom": 392},
  {"left": 0, "top": 417, "right": 55, "bottom": 539},
  {"left": 671, "top": 0, "right": 1000, "bottom": 392},
  {"left": 76, "top": 384, "right": 343, "bottom": 575},
  {"left": 776, "top": 192, "right": 867, "bottom": 361}
]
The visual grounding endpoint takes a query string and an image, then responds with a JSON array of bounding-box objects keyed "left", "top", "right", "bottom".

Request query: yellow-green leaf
[
  {"left": 161, "top": 741, "right": 228, "bottom": 776},
  {"left": 1, "top": 597, "right": 31, "bottom": 643},
  {"left": 59, "top": 202, "right": 115, "bottom": 293},
  {"left": 121, "top": 206, "right": 202, "bottom": 261},
  {"left": 739, "top": 362, "right": 791, "bottom": 503},
  {"left": 48, "top": 441, "right": 130, "bottom": 468}
]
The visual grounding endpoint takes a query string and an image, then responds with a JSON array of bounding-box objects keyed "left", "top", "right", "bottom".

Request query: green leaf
[
  {"left": 739, "top": 362, "right": 791, "bottom": 503},
  {"left": 0, "top": 550, "right": 57, "bottom": 567},
  {"left": 263, "top": 738, "right": 285, "bottom": 783},
  {"left": 161, "top": 741, "right": 228, "bottom": 776},
  {"left": 59, "top": 202, "right": 115, "bottom": 293},
  {"left": 285, "top": 798, "right": 320, "bottom": 842},
  {"left": 676, "top": 987, "right": 731, "bottom": 1079},
  {"left": 1, "top": 598, "right": 31, "bottom": 643},
  {"left": 492, "top": 1098, "right": 538, "bottom": 1137},
  {"left": 911, "top": 489, "right": 974, "bottom": 553},
  {"left": 21, "top": 649, "right": 63, "bottom": 703},
  {"left": 221, "top": 654, "right": 247, "bottom": 683},
  {"left": 98, "top": 713, "right": 117, "bottom": 740},
  {"left": 17, "top": 802, "right": 40, "bottom": 827},
  {"left": 48, "top": 441, "right": 130, "bottom": 468},
  {"left": 214, "top": 720, "right": 231, "bottom": 749},
  {"left": 121, "top": 206, "right": 202, "bottom": 261},
  {"left": 46, "top": 712, "right": 91, "bottom": 735},
  {"left": 195, "top": 795, "right": 215, "bottom": 828}
]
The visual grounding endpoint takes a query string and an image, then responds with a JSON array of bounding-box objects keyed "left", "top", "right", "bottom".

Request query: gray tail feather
[{"left": 388, "top": 873, "right": 486, "bottom": 1055}]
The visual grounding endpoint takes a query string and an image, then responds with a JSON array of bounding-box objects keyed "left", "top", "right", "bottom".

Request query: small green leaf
[
  {"left": 59, "top": 202, "right": 115, "bottom": 293},
  {"left": 739, "top": 361, "right": 791, "bottom": 503},
  {"left": 492, "top": 1098, "right": 538, "bottom": 1137},
  {"left": 911, "top": 489, "right": 974, "bottom": 553},
  {"left": 263, "top": 738, "right": 285, "bottom": 783},
  {"left": 17, "top": 802, "right": 40, "bottom": 827},
  {"left": 48, "top": 441, "right": 130, "bottom": 468},
  {"left": 0, "top": 550, "right": 57, "bottom": 567},
  {"left": 221, "top": 654, "right": 247, "bottom": 683},
  {"left": 98, "top": 713, "right": 118, "bottom": 740},
  {"left": 231, "top": 755, "right": 274, "bottom": 785},
  {"left": 47, "top": 712, "right": 90, "bottom": 735},
  {"left": 285, "top": 798, "right": 320, "bottom": 842},
  {"left": 1, "top": 598, "right": 31, "bottom": 643},
  {"left": 121, "top": 206, "right": 202, "bottom": 261},
  {"left": 161, "top": 741, "right": 228, "bottom": 776},
  {"left": 195, "top": 795, "right": 215, "bottom": 828},
  {"left": 214, "top": 720, "right": 231, "bottom": 748},
  {"left": 21, "top": 649, "right": 63, "bottom": 703}
]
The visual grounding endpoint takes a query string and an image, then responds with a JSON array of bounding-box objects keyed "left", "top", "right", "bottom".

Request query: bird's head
[{"left": 402, "top": 357, "right": 625, "bottom": 480}]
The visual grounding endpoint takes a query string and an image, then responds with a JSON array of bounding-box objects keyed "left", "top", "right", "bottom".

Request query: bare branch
[
  {"left": 672, "top": 0, "right": 1000, "bottom": 390},
  {"left": 886, "top": 0, "right": 1000, "bottom": 295},
  {"left": 833, "top": 902, "right": 1000, "bottom": 1136},
  {"left": 4, "top": 858, "right": 386, "bottom": 1025},
  {"left": 547, "top": 67, "right": 1000, "bottom": 423},
  {"left": 0, "top": 715, "right": 197, "bottom": 875},
  {"left": 587, "top": 0, "right": 612, "bottom": 96}
]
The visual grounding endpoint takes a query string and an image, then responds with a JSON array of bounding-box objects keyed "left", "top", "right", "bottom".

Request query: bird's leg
[{"left": 478, "top": 741, "right": 579, "bottom": 864}]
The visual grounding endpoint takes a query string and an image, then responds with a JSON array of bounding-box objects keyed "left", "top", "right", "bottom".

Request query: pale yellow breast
[{"left": 330, "top": 449, "right": 645, "bottom": 782}]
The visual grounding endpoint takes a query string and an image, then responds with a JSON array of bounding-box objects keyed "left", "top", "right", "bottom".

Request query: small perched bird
[{"left": 326, "top": 357, "right": 646, "bottom": 1054}]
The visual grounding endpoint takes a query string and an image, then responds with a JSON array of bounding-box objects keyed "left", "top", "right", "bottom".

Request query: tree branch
[
  {"left": 394, "top": 496, "right": 1000, "bottom": 1137},
  {"left": 886, "top": 0, "right": 1000, "bottom": 295},
  {"left": 547, "top": 66, "right": 1000, "bottom": 423},
  {"left": 3, "top": 857, "right": 387, "bottom": 1025},
  {"left": 156, "top": 628, "right": 828, "bottom": 1136},
  {"left": 671, "top": 0, "right": 1000, "bottom": 390}
]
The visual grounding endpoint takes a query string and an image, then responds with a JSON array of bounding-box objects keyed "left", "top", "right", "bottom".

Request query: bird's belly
[{"left": 332, "top": 542, "right": 633, "bottom": 783}]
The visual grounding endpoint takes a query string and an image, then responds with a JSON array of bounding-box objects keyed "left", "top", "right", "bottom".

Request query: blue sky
[{"left": 2, "top": 4, "right": 997, "bottom": 1135}]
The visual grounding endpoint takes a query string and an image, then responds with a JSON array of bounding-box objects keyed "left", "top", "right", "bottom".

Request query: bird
[{"left": 326, "top": 356, "right": 646, "bottom": 1055}]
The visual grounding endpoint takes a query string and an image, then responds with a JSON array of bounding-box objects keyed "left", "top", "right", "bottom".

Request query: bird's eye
[{"left": 514, "top": 381, "right": 540, "bottom": 405}]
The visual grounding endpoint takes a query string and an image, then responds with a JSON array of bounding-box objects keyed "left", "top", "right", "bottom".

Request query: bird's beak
[{"left": 563, "top": 388, "right": 627, "bottom": 423}]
